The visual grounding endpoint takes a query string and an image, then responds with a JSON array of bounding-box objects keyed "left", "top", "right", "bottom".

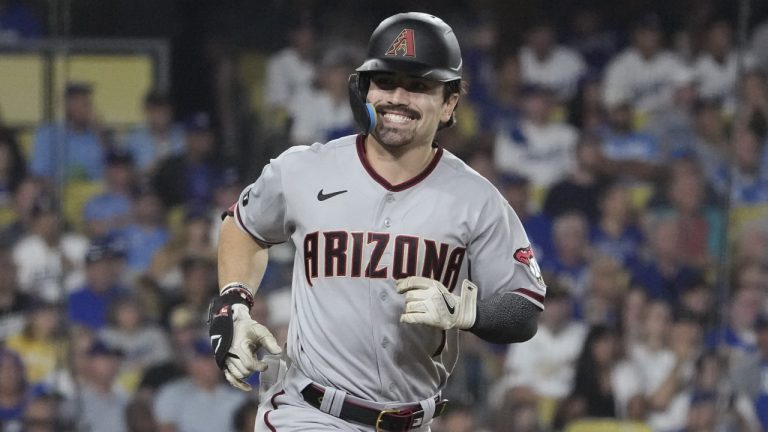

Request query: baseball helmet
[{"left": 348, "top": 12, "right": 463, "bottom": 133}]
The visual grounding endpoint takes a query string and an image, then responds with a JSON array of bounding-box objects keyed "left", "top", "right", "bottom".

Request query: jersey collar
[{"left": 356, "top": 134, "right": 443, "bottom": 192}]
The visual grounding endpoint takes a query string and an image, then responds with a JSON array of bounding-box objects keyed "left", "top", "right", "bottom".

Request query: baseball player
[{"left": 209, "top": 12, "right": 546, "bottom": 432}]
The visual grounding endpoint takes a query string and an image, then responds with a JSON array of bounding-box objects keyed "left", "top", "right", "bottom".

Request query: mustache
[{"left": 376, "top": 104, "right": 420, "bottom": 119}]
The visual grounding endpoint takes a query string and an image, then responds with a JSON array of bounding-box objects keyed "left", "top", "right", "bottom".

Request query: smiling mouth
[{"left": 378, "top": 108, "right": 419, "bottom": 124}]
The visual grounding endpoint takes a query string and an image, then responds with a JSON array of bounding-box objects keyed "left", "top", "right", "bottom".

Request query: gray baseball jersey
[{"left": 233, "top": 134, "right": 546, "bottom": 403}]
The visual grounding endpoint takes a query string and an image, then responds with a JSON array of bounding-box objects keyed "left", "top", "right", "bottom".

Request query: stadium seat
[
  {"left": 0, "top": 54, "right": 45, "bottom": 127},
  {"left": 566, "top": 418, "right": 653, "bottom": 432}
]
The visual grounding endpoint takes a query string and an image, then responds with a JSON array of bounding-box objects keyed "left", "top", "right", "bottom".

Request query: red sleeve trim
[{"left": 514, "top": 288, "right": 545, "bottom": 304}]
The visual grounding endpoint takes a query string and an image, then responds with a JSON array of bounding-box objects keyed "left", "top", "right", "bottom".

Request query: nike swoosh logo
[
  {"left": 317, "top": 189, "right": 348, "bottom": 201},
  {"left": 441, "top": 292, "right": 456, "bottom": 314}
]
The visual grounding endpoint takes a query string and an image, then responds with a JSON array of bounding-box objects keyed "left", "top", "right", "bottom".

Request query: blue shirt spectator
[
  {"left": 119, "top": 223, "right": 170, "bottom": 274},
  {"left": 30, "top": 83, "right": 105, "bottom": 182},
  {"left": 122, "top": 90, "right": 185, "bottom": 173},
  {"left": 591, "top": 224, "right": 643, "bottom": 267}
]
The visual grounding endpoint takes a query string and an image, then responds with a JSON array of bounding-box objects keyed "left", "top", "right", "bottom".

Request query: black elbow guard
[{"left": 469, "top": 292, "right": 540, "bottom": 344}]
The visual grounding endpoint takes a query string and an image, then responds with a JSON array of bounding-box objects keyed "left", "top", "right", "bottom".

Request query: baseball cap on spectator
[
  {"left": 88, "top": 339, "right": 124, "bottom": 357},
  {"left": 65, "top": 82, "right": 93, "bottom": 97},
  {"left": 184, "top": 112, "right": 212, "bottom": 132}
]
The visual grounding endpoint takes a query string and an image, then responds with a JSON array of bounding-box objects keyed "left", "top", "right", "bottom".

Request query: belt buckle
[{"left": 375, "top": 408, "right": 401, "bottom": 432}]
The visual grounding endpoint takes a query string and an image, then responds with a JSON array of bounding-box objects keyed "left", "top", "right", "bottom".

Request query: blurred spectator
[
  {"left": 0, "top": 247, "right": 31, "bottom": 340},
  {"left": 619, "top": 287, "right": 649, "bottom": 349},
  {"left": 0, "top": 0, "right": 42, "bottom": 40},
  {"left": 150, "top": 209, "right": 214, "bottom": 291},
  {"left": 12, "top": 195, "right": 88, "bottom": 301},
  {"left": 152, "top": 112, "right": 222, "bottom": 209},
  {"left": 122, "top": 91, "right": 185, "bottom": 174},
  {"left": 583, "top": 257, "right": 630, "bottom": 326},
  {"left": 544, "top": 134, "right": 609, "bottom": 224},
  {"left": 643, "top": 67, "right": 699, "bottom": 157},
  {"left": 30, "top": 83, "right": 106, "bottom": 183},
  {"left": 678, "top": 277, "right": 715, "bottom": 325},
  {"left": 82, "top": 149, "right": 136, "bottom": 240},
  {"left": 554, "top": 325, "right": 642, "bottom": 426},
  {"left": 743, "top": 319, "right": 768, "bottom": 430},
  {"left": 119, "top": 189, "right": 170, "bottom": 276},
  {"left": 633, "top": 304, "right": 699, "bottom": 431},
  {"left": 5, "top": 301, "right": 63, "bottom": 385},
  {"left": 499, "top": 173, "right": 552, "bottom": 261},
  {"left": 462, "top": 15, "right": 499, "bottom": 111},
  {"left": 541, "top": 212, "right": 591, "bottom": 315},
  {"left": 435, "top": 403, "right": 487, "bottom": 432},
  {"left": 499, "top": 282, "right": 586, "bottom": 427},
  {"left": 684, "top": 351, "right": 761, "bottom": 431},
  {"left": 0, "top": 177, "right": 43, "bottom": 247},
  {"left": 0, "top": 348, "right": 30, "bottom": 429},
  {"left": 153, "top": 339, "right": 246, "bottom": 432},
  {"left": 0, "top": 129, "right": 27, "bottom": 208},
  {"left": 494, "top": 86, "right": 578, "bottom": 189},
  {"left": 705, "top": 283, "right": 764, "bottom": 363},
  {"left": 711, "top": 127, "right": 768, "bottom": 206},
  {"left": 735, "top": 71, "right": 768, "bottom": 146},
  {"left": 751, "top": 17, "right": 768, "bottom": 72},
  {"left": 600, "top": 102, "right": 663, "bottom": 172},
  {"left": 690, "top": 101, "right": 728, "bottom": 185},
  {"left": 565, "top": 8, "right": 620, "bottom": 74},
  {"left": 567, "top": 76, "right": 607, "bottom": 132},
  {"left": 264, "top": 18, "right": 316, "bottom": 117},
  {"left": 288, "top": 46, "right": 359, "bottom": 146},
  {"left": 475, "top": 53, "right": 523, "bottom": 133},
  {"left": 732, "top": 220, "right": 768, "bottom": 265},
  {"left": 630, "top": 214, "right": 701, "bottom": 305},
  {"left": 165, "top": 254, "right": 217, "bottom": 324},
  {"left": 67, "top": 241, "right": 130, "bottom": 330},
  {"left": 693, "top": 20, "right": 755, "bottom": 112},
  {"left": 589, "top": 182, "right": 643, "bottom": 266},
  {"left": 519, "top": 19, "right": 586, "bottom": 101},
  {"left": 602, "top": 14, "right": 687, "bottom": 115},
  {"left": 78, "top": 339, "right": 129, "bottom": 432},
  {"left": 98, "top": 295, "right": 172, "bottom": 388},
  {"left": 655, "top": 157, "right": 724, "bottom": 270}
]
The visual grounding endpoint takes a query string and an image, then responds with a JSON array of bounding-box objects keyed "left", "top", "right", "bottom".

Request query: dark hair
[{"left": 0, "top": 128, "right": 28, "bottom": 192}]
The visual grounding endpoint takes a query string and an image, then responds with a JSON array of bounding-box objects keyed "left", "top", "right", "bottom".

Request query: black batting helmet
[{"left": 348, "top": 12, "right": 463, "bottom": 133}]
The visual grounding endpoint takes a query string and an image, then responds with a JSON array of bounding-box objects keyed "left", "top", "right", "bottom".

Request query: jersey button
[
  {"left": 381, "top": 337, "right": 389, "bottom": 348},
  {"left": 385, "top": 194, "right": 395, "bottom": 203},
  {"left": 384, "top": 218, "right": 391, "bottom": 227},
  {"left": 379, "top": 291, "right": 388, "bottom": 301}
]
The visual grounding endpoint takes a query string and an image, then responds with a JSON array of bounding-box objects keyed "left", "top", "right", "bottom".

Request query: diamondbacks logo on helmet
[
  {"left": 385, "top": 29, "right": 416, "bottom": 57},
  {"left": 514, "top": 246, "right": 544, "bottom": 285}
]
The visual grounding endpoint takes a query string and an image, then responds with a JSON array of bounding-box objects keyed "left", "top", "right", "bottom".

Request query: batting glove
[
  {"left": 396, "top": 277, "right": 478, "bottom": 330},
  {"left": 208, "top": 285, "right": 282, "bottom": 392}
]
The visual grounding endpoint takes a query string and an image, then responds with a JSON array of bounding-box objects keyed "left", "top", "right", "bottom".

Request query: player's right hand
[{"left": 208, "top": 287, "right": 282, "bottom": 392}]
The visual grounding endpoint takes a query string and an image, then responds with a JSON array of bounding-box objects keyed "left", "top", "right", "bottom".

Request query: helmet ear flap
[{"left": 348, "top": 73, "right": 377, "bottom": 134}]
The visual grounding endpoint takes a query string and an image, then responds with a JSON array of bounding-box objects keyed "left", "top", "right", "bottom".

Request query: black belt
[{"left": 301, "top": 384, "right": 448, "bottom": 431}]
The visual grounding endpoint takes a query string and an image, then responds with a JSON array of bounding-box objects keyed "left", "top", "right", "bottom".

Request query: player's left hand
[{"left": 396, "top": 277, "right": 477, "bottom": 330}]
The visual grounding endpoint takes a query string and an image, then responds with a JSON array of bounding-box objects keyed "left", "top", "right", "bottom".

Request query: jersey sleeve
[
  {"left": 231, "top": 152, "right": 292, "bottom": 244},
  {"left": 467, "top": 191, "right": 547, "bottom": 309}
]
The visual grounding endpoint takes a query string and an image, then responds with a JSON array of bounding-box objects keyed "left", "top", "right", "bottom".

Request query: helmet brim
[{"left": 356, "top": 58, "right": 461, "bottom": 82}]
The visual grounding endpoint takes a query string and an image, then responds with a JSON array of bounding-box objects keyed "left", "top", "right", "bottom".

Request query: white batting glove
[
  {"left": 396, "top": 277, "right": 478, "bottom": 330},
  {"left": 222, "top": 304, "right": 282, "bottom": 391},
  {"left": 209, "top": 285, "right": 282, "bottom": 392}
]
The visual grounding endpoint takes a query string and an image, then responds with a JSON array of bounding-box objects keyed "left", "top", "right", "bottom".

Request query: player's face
[{"left": 367, "top": 72, "right": 458, "bottom": 148}]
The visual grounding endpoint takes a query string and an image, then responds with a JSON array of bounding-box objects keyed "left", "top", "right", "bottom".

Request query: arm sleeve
[
  {"left": 231, "top": 149, "right": 298, "bottom": 244},
  {"left": 469, "top": 291, "right": 540, "bottom": 343}
]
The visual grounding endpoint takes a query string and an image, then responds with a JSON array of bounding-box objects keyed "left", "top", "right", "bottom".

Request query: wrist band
[{"left": 220, "top": 282, "right": 255, "bottom": 309}]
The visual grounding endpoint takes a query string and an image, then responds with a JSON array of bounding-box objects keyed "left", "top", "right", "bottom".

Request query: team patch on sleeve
[{"left": 513, "top": 246, "right": 545, "bottom": 287}]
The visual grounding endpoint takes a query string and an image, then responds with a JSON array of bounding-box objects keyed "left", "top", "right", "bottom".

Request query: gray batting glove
[{"left": 396, "top": 277, "right": 478, "bottom": 330}]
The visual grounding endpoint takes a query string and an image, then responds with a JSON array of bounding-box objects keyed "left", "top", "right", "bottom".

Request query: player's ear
[{"left": 440, "top": 92, "right": 459, "bottom": 124}]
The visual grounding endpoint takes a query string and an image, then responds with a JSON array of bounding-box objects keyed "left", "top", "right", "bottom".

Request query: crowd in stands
[{"left": 0, "top": 0, "right": 767, "bottom": 431}]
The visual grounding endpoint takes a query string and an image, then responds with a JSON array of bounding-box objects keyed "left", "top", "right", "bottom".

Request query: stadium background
[{"left": 0, "top": 0, "right": 767, "bottom": 431}]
